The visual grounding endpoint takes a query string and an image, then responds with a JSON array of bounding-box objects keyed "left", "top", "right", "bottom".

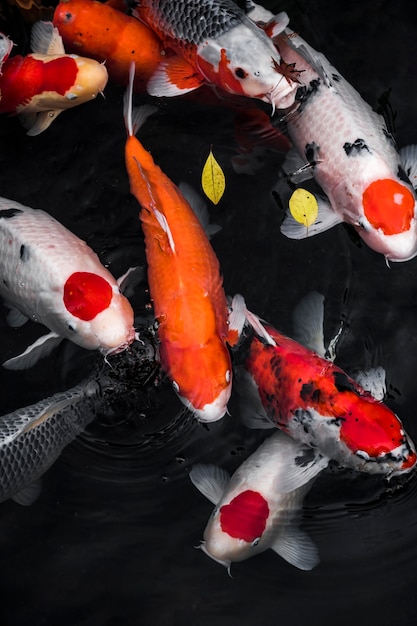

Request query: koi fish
[
  {"left": 190, "top": 430, "right": 327, "bottom": 571},
  {"left": 0, "top": 20, "right": 108, "bottom": 135},
  {"left": 0, "top": 197, "right": 136, "bottom": 369},
  {"left": 131, "top": 0, "right": 298, "bottom": 110},
  {"left": 268, "top": 20, "right": 417, "bottom": 262},
  {"left": 0, "top": 335, "right": 156, "bottom": 505},
  {"left": 0, "top": 379, "right": 99, "bottom": 505},
  {"left": 231, "top": 292, "right": 416, "bottom": 477},
  {"left": 53, "top": 0, "right": 163, "bottom": 91},
  {"left": 123, "top": 64, "right": 240, "bottom": 422}
]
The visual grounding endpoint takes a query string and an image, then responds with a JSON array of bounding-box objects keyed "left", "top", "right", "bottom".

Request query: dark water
[{"left": 1, "top": 1, "right": 417, "bottom": 624}]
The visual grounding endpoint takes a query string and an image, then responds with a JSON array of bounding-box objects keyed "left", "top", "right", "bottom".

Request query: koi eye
[
  {"left": 67, "top": 323, "right": 76, "bottom": 332},
  {"left": 212, "top": 506, "right": 220, "bottom": 518},
  {"left": 225, "top": 369, "right": 231, "bottom": 383},
  {"left": 67, "top": 94, "right": 78, "bottom": 101},
  {"left": 235, "top": 67, "right": 248, "bottom": 79},
  {"left": 251, "top": 537, "right": 260, "bottom": 547},
  {"left": 254, "top": 70, "right": 260, "bottom": 77}
]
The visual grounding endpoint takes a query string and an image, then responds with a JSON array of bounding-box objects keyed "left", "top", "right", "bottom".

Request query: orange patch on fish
[{"left": 362, "top": 179, "right": 415, "bottom": 235}]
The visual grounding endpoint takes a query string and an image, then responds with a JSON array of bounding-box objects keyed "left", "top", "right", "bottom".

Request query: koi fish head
[
  {"left": 196, "top": 21, "right": 298, "bottom": 110},
  {"left": 357, "top": 177, "right": 417, "bottom": 262},
  {"left": 201, "top": 489, "right": 271, "bottom": 568},
  {"left": 287, "top": 392, "right": 417, "bottom": 478},
  {"left": 65, "top": 54, "right": 108, "bottom": 105},
  {"left": 159, "top": 337, "right": 232, "bottom": 422},
  {"left": 62, "top": 271, "right": 135, "bottom": 353}
]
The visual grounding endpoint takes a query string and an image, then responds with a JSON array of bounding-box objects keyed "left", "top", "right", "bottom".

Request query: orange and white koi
[
  {"left": 53, "top": 0, "right": 163, "bottom": 91},
  {"left": 123, "top": 64, "right": 238, "bottom": 422},
  {"left": 0, "top": 21, "right": 108, "bottom": 135}
]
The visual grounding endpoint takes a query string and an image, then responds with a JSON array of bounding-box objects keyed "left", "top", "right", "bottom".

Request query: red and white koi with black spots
[
  {"left": 0, "top": 197, "right": 136, "bottom": 369},
  {"left": 131, "top": 0, "right": 298, "bottom": 110},
  {"left": 264, "top": 15, "right": 417, "bottom": 262},
  {"left": 0, "top": 21, "right": 108, "bottom": 135},
  {"left": 190, "top": 430, "right": 327, "bottom": 572},
  {"left": 231, "top": 293, "right": 417, "bottom": 478}
]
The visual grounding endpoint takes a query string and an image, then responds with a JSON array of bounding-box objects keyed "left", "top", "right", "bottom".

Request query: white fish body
[
  {"left": 0, "top": 197, "right": 135, "bottom": 369},
  {"left": 190, "top": 430, "right": 328, "bottom": 571},
  {"left": 272, "top": 26, "right": 417, "bottom": 262}
]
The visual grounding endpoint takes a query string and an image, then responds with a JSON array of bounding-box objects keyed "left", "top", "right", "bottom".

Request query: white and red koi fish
[
  {"left": 124, "top": 64, "right": 241, "bottom": 422},
  {"left": 0, "top": 198, "right": 136, "bottom": 369},
  {"left": 131, "top": 0, "right": 298, "bottom": 110},
  {"left": 190, "top": 430, "right": 327, "bottom": 572},
  {"left": 231, "top": 292, "right": 416, "bottom": 478},
  {"left": 0, "top": 21, "right": 108, "bottom": 135},
  {"left": 266, "top": 19, "right": 417, "bottom": 261}
]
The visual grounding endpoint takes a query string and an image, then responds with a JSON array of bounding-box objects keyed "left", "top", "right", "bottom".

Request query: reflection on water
[{"left": 1, "top": 0, "right": 417, "bottom": 624}]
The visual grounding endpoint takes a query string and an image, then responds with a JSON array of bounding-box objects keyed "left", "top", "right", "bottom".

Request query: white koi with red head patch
[
  {"left": 0, "top": 22, "right": 108, "bottom": 135},
  {"left": 267, "top": 20, "right": 417, "bottom": 262},
  {"left": 0, "top": 197, "right": 136, "bottom": 369},
  {"left": 190, "top": 430, "right": 327, "bottom": 571},
  {"left": 132, "top": 0, "right": 298, "bottom": 110}
]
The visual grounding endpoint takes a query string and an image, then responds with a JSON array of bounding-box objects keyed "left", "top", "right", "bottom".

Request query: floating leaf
[
  {"left": 201, "top": 148, "right": 225, "bottom": 205},
  {"left": 289, "top": 188, "right": 318, "bottom": 227}
]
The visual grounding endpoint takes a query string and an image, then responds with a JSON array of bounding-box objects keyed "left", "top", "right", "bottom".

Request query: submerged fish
[
  {"left": 53, "top": 0, "right": 163, "bottom": 91},
  {"left": 0, "top": 197, "right": 136, "bottom": 369},
  {"left": 232, "top": 292, "right": 416, "bottom": 478},
  {"left": 0, "top": 21, "right": 108, "bottom": 135},
  {"left": 0, "top": 379, "right": 99, "bottom": 505},
  {"left": 190, "top": 430, "right": 327, "bottom": 571},
  {"left": 131, "top": 0, "right": 298, "bottom": 110},
  {"left": 268, "top": 19, "right": 417, "bottom": 261},
  {"left": 123, "top": 64, "right": 239, "bottom": 422}
]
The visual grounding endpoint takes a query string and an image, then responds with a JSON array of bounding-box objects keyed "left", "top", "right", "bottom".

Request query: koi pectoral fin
[
  {"left": 189, "top": 463, "right": 231, "bottom": 505},
  {"left": 3, "top": 332, "right": 63, "bottom": 370},
  {"left": 147, "top": 56, "right": 205, "bottom": 97}
]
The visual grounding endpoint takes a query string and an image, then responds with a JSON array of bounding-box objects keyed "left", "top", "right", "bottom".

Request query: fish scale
[
  {"left": 135, "top": 0, "right": 243, "bottom": 45},
  {"left": 0, "top": 380, "right": 99, "bottom": 503}
]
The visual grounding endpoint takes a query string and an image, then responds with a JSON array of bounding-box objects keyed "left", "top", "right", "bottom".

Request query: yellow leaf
[
  {"left": 289, "top": 188, "right": 318, "bottom": 227},
  {"left": 201, "top": 148, "right": 225, "bottom": 205}
]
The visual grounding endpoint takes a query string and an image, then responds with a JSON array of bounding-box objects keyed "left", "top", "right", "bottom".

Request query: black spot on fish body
[
  {"left": 0, "top": 208, "right": 23, "bottom": 219},
  {"left": 300, "top": 382, "right": 314, "bottom": 401},
  {"left": 294, "top": 78, "right": 321, "bottom": 111},
  {"left": 333, "top": 371, "right": 358, "bottom": 394},
  {"left": 382, "top": 127, "right": 396, "bottom": 148},
  {"left": 331, "top": 73, "right": 341, "bottom": 82},
  {"left": 343, "top": 138, "right": 370, "bottom": 156},
  {"left": 20, "top": 244, "right": 30, "bottom": 261},
  {"left": 305, "top": 141, "right": 320, "bottom": 165}
]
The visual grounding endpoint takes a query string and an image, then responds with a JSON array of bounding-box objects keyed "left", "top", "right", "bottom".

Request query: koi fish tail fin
[
  {"left": 227, "top": 294, "right": 276, "bottom": 346},
  {"left": 123, "top": 62, "right": 158, "bottom": 138}
]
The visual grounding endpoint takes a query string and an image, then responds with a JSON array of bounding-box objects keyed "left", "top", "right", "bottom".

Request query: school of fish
[{"left": 1, "top": 0, "right": 417, "bottom": 575}]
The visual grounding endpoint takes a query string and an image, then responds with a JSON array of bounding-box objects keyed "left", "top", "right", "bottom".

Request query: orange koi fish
[
  {"left": 0, "top": 21, "right": 108, "bottom": 135},
  {"left": 123, "top": 64, "right": 237, "bottom": 422},
  {"left": 53, "top": 0, "right": 164, "bottom": 91}
]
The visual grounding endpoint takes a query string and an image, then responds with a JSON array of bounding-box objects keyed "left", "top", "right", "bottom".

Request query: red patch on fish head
[
  {"left": 197, "top": 49, "right": 246, "bottom": 95},
  {"left": 339, "top": 392, "right": 408, "bottom": 456},
  {"left": 220, "top": 490, "right": 269, "bottom": 542},
  {"left": 63, "top": 272, "right": 113, "bottom": 321},
  {"left": 362, "top": 179, "right": 415, "bottom": 235},
  {"left": 42, "top": 56, "right": 79, "bottom": 95}
]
